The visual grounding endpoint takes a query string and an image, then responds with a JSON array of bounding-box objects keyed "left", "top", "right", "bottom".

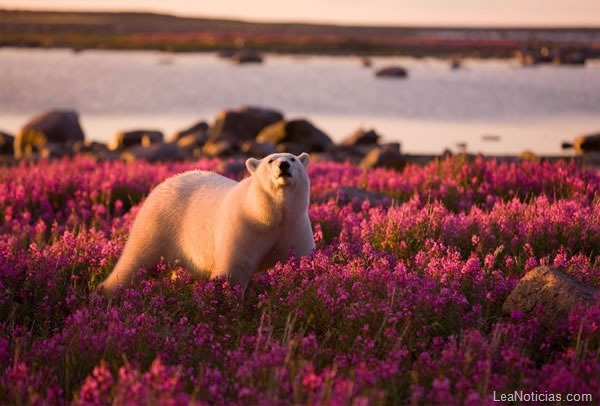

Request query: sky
[{"left": 1, "top": 0, "right": 599, "bottom": 27}]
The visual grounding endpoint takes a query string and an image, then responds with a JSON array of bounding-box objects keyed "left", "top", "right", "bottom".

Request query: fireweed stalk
[{"left": 0, "top": 156, "right": 598, "bottom": 404}]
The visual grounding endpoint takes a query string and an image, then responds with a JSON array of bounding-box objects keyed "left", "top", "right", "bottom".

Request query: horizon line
[{"left": 2, "top": 7, "right": 599, "bottom": 30}]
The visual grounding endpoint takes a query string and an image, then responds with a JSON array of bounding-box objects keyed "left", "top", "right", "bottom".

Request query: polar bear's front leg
[
  {"left": 293, "top": 217, "right": 316, "bottom": 256},
  {"left": 212, "top": 246, "right": 264, "bottom": 296}
]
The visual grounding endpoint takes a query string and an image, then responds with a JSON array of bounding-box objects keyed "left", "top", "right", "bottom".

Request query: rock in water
[
  {"left": 230, "top": 50, "right": 264, "bottom": 64},
  {"left": 375, "top": 66, "right": 408, "bottom": 78},
  {"left": 15, "top": 110, "right": 85, "bottom": 158}
]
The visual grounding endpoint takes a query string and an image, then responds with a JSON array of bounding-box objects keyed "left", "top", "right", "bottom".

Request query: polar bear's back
[{"left": 130, "top": 170, "right": 238, "bottom": 272}]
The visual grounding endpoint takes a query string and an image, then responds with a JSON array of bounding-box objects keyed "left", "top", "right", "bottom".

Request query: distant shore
[{"left": 2, "top": 9, "right": 599, "bottom": 58}]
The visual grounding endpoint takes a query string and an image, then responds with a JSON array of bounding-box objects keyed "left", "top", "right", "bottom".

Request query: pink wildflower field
[{"left": 1, "top": 156, "right": 599, "bottom": 404}]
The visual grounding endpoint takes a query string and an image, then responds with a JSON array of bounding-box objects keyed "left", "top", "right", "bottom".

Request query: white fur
[{"left": 101, "top": 152, "right": 314, "bottom": 297}]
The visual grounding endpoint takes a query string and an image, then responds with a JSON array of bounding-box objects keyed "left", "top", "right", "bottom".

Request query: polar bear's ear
[
  {"left": 246, "top": 157, "right": 261, "bottom": 174},
  {"left": 297, "top": 152, "right": 310, "bottom": 168}
]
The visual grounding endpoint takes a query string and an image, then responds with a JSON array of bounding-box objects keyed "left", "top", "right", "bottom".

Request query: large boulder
[
  {"left": 375, "top": 66, "right": 408, "bottom": 78},
  {"left": 171, "top": 121, "right": 209, "bottom": 144},
  {"left": 241, "top": 140, "right": 278, "bottom": 158},
  {"left": 340, "top": 128, "right": 380, "bottom": 146},
  {"left": 202, "top": 139, "right": 238, "bottom": 158},
  {"left": 210, "top": 106, "right": 283, "bottom": 144},
  {"left": 360, "top": 143, "right": 405, "bottom": 170},
  {"left": 15, "top": 110, "right": 85, "bottom": 158},
  {"left": 78, "top": 141, "right": 118, "bottom": 160},
  {"left": 0, "top": 131, "right": 14, "bottom": 155},
  {"left": 111, "top": 130, "right": 164, "bottom": 150},
  {"left": 256, "top": 119, "right": 334, "bottom": 152},
  {"left": 172, "top": 122, "right": 210, "bottom": 157},
  {"left": 121, "top": 143, "right": 186, "bottom": 163},
  {"left": 503, "top": 266, "right": 598, "bottom": 328},
  {"left": 574, "top": 133, "right": 600, "bottom": 154}
]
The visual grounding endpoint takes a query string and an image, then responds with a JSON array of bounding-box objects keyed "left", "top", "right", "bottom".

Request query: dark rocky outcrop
[
  {"left": 78, "top": 141, "right": 119, "bottom": 160},
  {"left": 340, "top": 128, "right": 380, "bottom": 147},
  {"left": 111, "top": 130, "right": 164, "bottom": 150},
  {"left": 210, "top": 106, "right": 283, "bottom": 144},
  {"left": 360, "top": 142, "right": 405, "bottom": 170},
  {"left": 15, "top": 110, "right": 85, "bottom": 158},
  {"left": 256, "top": 119, "right": 334, "bottom": 153},
  {"left": 573, "top": 133, "right": 600, "bottom": 155},
  {"left": 121, "top": 143, "right": 186, "bottom": 163},
  {"left": 202, "top": 140, "right": 238, "bottom": 158},
  {"left": 375, "top": 66, "right": 408, "bottom": 78},
  {"left": 171, "top": 121, "right": 209, "bottom": 144},
  {"left": 276, "top": 142, "right": 311, "bottom": 156},
  {"left": 0, "top": 131, "right": 14, "bottom": 155},
  {"left": 241, "top": 140, "right": 278, "bottom": 158},
  {"left": 503, "top": 266, "right": 598, "bottom": 328},
  {"left": 172, "top": 122, "right": 210, "bottom": 157}
]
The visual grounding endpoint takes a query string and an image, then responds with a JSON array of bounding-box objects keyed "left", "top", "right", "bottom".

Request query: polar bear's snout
[{"left": 278, "top": 160, "right": 292, "bottom": 178}]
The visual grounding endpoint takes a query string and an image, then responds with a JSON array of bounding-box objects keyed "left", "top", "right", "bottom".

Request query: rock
[
  {"left": 84, "top": 142, "right": 120, "bottom": 161},
  {"left": 450, "top": 58, "right": 462, "bottom": 70},
  {"left": 15, "top": 110, "right": 85, "bottom": 159},
  {"left": 0, "top": 131, "right": 14, "bottom": 155},
  {"left": 217, "top": 49, "right": 236, "bottom": 59},
  {"left": 360, "top": 143, "right": 405, "bottom": 170},
  {"left": 121, "top": 143, "right": 186, "bottom": 163},
  {"left": 276, "top": 142, "right": 310, "bottom": 156},
  {"left": 554, "top": 50, "right": 587, "bottom": 65},
  {"left": 340, "top": 128, "right": 380, "bottom": 146},
  {"left": 503, "top": 266, "right": 598, "bottom": 328},
  {"left": 562, "top": 133, "right": 600, "bottom": 155},
  {"left": 520, "top": 150, "right": 540, "bottom": 162},
  {"left": 241, "top": 140, "right": 278, "bottom": 158},
  {"left": 574, "top": 133, "right": 600, "bottom": 155},
  {"left": 210, "top": 106, "right": 283, "bottom": 144},
  {"left": 231, "top": 50, "right": 263, "bottom": 64},
  {"left": 327, "top": 144, "right": 374, "bottom": 163},
  {"left": 257, "top": 119, "right": 334, "bottom": 152},
  {"left": 202, "top": 139, "right": 238, "bottom": 157},
  {"left": 78, "top": 141, "right": 111, "bottom": 158},
  {"left": 175, "top": 134, "right": 204, "bottom": 150},
  {"left": 375, "top": 66, "right": 408, "bottom": 78},
  {"left": 111, "top": 130, "right": 164, "bottom": 151},
  {"left": 40, "top": 143, "right": 74, "bottom": 159},
  {"left": 171, "top": 121, "right": 209, "bottom": 144}
]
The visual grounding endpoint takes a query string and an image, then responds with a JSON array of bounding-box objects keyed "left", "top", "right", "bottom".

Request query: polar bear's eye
[
  {"left": 290, "top": 157, "right": 296, "bottom": 162},
  {"left": 268, "top": 159, "right": 274, "bottom": 164}
]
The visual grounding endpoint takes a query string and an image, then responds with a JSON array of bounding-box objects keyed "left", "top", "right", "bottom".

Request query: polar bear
[{"left": 101, "top": 152, "right": 314, "bottom": 297}]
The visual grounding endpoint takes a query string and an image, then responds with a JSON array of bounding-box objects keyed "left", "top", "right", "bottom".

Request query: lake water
[{"left": 1, "top": 48, "right": 599, "bottom": 155}]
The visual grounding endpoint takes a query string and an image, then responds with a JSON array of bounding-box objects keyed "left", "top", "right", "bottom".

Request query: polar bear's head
[{"left": 246, "top": 152, "right": 310, "bottom": 190}]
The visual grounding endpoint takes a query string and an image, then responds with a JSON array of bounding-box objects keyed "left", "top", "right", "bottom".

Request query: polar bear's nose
[{"left": 279, "top": 161, "right": 290, "bottom": 171}]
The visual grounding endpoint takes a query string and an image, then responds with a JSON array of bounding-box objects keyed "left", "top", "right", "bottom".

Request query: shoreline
[{"left": 2, "top": 9, "right": 599, "bottom": 59}]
